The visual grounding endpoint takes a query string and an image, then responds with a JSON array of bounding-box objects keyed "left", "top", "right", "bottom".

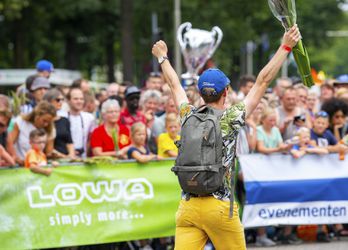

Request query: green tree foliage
[{"left": 0, "top": 0, "right": 346, "bottom": 82}]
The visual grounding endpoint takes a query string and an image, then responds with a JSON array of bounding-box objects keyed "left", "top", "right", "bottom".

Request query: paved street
[{"left": 248, "top": 238, "right": 348, "bottom": 250}]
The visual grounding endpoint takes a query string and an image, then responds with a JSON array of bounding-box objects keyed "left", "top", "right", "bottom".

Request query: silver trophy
[{"left": 177, "top": 22, "right": 223, "bottom": 85}]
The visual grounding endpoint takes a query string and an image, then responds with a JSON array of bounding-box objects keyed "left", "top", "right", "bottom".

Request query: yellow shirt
[{"left": 157, "top": 133, "right": 180, "bottom": 158}]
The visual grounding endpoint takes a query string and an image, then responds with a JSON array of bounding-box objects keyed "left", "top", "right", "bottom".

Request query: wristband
[{"left": 282, "top": 44, "right": 292, "bottom": 53}]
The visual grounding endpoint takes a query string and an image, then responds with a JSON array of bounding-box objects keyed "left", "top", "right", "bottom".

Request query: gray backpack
[{"left": 171, "top": 106, "right": 225, "bottom": 195}]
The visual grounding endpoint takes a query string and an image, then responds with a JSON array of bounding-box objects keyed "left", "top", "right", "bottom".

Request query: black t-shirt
[
  {"left": 54, "top": 117, "right": 73, "bottom": 155},
  {"left": 0, "top": 131, "right": 7, "bottom": 148}
]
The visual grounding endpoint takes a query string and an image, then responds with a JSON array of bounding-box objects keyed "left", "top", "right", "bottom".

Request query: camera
[
  {"left": 75, "top": 148, "right": 84, "bottom": 156},
  {"left": 294, "top": 114, "right": 306, "bottom": 123}
]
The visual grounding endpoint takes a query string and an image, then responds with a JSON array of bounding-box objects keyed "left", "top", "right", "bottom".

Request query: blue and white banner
[{"left": 239, "top": 154, "right": 348, "bottom": 228}]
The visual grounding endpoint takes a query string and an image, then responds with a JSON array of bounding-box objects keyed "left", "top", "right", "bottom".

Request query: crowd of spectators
[
  {"left": 235, "top": 76, "right": 348, "bottom": 247},
  {"left": 1, "top": 59, "right": 348, "bottom": 249}
]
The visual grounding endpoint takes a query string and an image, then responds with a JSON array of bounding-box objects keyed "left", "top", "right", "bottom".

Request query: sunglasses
[
  {"left": 315, "top": 111, "right": 329, "bottom": 118},
  {"left": 149, "top": 72, "right": 161, "bottom": 77},
  {"left": 55, "top": 98, "right": 65, "bottom": 102}
]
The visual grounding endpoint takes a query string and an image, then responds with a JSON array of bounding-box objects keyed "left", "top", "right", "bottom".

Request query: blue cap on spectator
[
  {"left": 198, "top": 68, "right": 230, "bottom": 96},
  {"left": 335, "top": 74, "right": 348, "bottom": 84},
  {"left": 36, "top": 60, "right": 54, "bottom": 72}
]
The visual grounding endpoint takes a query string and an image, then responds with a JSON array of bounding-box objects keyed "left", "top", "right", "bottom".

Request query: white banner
[{"left": 239, "top": 154, "right": 348, "bottom": 228}]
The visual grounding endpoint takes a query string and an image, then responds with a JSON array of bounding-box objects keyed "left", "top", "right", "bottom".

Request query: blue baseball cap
[
  {"left": 36, "top": 60, "right": 54, "bottom": 72},
  {"left": 198, "top": 68, "right": 230, "bottom": 95}
]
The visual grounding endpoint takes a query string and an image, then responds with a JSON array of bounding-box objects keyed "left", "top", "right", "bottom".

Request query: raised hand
[
  {"left": 282, "top": 24, "right": 301, "bottom": 48},
  {"left": 152, "top": 40, "right": 168, "bottom": 58}
]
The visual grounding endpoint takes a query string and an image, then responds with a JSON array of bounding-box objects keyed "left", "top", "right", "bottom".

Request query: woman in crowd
[
  {"left": 140, "top": 89, "right": 162, "bottom": 153},
  {"left": 9, "top": 101, "right": 56, "bottom": 165},
  {"left": 43, "top": 88, "right": 75, "bottom": 159},
  {"left": 127, "top": 122, "right": 160, "bottom": 163},
  {"left": 321, "top": 98, "right": 348, "bottom": 141},
  {"left": 90, "top": 99, "right": 130, "bottom": 158},
  {"left": 0, "top": 109, "right": 15, "bottom": 166}
]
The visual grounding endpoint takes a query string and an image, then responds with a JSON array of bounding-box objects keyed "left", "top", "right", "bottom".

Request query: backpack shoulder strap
[{"left": 196, "top": 105, "right": 208, "bottom": 114}]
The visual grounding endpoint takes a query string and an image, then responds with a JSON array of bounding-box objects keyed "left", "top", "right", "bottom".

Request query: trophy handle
[
  {"left": 177, "top": 22, "right": 192, "bottom": 49},
  {"left": 209, "top": 26, "right": 223, "bottom": 57}
]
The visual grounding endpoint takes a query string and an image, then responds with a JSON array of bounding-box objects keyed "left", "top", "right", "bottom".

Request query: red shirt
[
  {"left": 118, "top": 108, "right": 146, "bottom": 129},
  {"left": 90, "top": 124, "right": 130, "bottom": 154}
]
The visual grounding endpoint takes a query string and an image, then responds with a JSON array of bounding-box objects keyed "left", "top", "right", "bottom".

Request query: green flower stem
[
  {"left": 292, "top": 39, "right": 314, "bottom": 87},
  {"left": 111, "top": 127, "right": 119, "bottom": 154}
]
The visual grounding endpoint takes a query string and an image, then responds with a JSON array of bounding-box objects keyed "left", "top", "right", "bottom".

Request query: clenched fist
[{"left": 152, "top": 40, "right": 168, "bottom": 58}]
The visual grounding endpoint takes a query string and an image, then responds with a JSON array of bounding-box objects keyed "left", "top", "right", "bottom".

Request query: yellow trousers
[{"left": 175, "top": 196, "right": 246, "bottom": 250}]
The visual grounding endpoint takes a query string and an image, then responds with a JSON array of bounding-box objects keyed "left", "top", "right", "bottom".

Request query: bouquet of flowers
[{"left": 268, "top": 0, "right": 314, "bottom": 87}]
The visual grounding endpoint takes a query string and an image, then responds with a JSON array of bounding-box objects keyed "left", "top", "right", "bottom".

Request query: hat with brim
[
  {"left": 36, "top": 60, "right": 54, "bottom": 72},
  {"left": 198, "top": 68, "right": 230, "bottom": 96},
  {"left": 30, "top": 77, "right": 51, "bottom": 91},
  {"left": 333, "top": 74, "right": 348, "bottom": 86},
  {"left": 125, "top": 86, "right": 141, "bottom": 98}
]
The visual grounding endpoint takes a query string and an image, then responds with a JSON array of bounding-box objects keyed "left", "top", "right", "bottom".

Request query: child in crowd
[
  {"left": 157, "top": 113, "right": 180, "bottom": 158},
  {"left": 25, "top": 129, "right": 53, "bottom": 176},
  {"left": 310, "top": 111, "right": 338, "bottom": 148},
  {"left": 256, "top": 108, "right": 291, "bottom": 154},
  {"left": 128, "top": 122, "right": 161, "bottom": 163},
  {"left": 291, "top": 127, "right": 328, "bottom": 158}
]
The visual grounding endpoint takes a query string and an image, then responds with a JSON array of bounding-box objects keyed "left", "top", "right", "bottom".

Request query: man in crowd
[
  {"left": 320, "top": 83, "right": 335, "bottom": 106},
  {"left": 237, "top": 75, "right": 255, "bottom": 100},
  {"left": 294, "top": 84, "right": 309, "bottom": 109},
  {"left": 62, "top": 87, "right": 95, "bottom": 157},
  {"left": 274, "top": 77, "right": 292, "bottom": 98},
  {"left": 118, "top": 86, "right": 146, "bottom": 130},
  {"left": 107, "top": 83, "right": 120, "bottom": 97},
  {"left": 276, "top": 86, "right": 311, "bottom": 141},
  {"left": 71, "top": 78, "right": 91, "bottom": 93},
  {"left": 145, "top": 72, "right": 164, "bottom": 91}
]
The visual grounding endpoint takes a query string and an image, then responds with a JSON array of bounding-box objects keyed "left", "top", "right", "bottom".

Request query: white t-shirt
[
  {"left": 61, "top": 111, "right": 95, "bottom": 157},
  {"left": 14, "top": 116, "right": 56, "bottom": 160}
]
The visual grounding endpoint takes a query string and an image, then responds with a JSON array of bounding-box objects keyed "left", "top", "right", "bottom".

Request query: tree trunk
[
  {"left": 13, "top": 20, "right": 24, "bottom": 68},
  {"left": 106, "top": 31, "right": 115, "bottom": 83},
  {"left": 121, "top": 0, "right": 133, "bottom": 82},
  {"left": 65, "top": 35, "right": 78, "bottom": 70}
]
